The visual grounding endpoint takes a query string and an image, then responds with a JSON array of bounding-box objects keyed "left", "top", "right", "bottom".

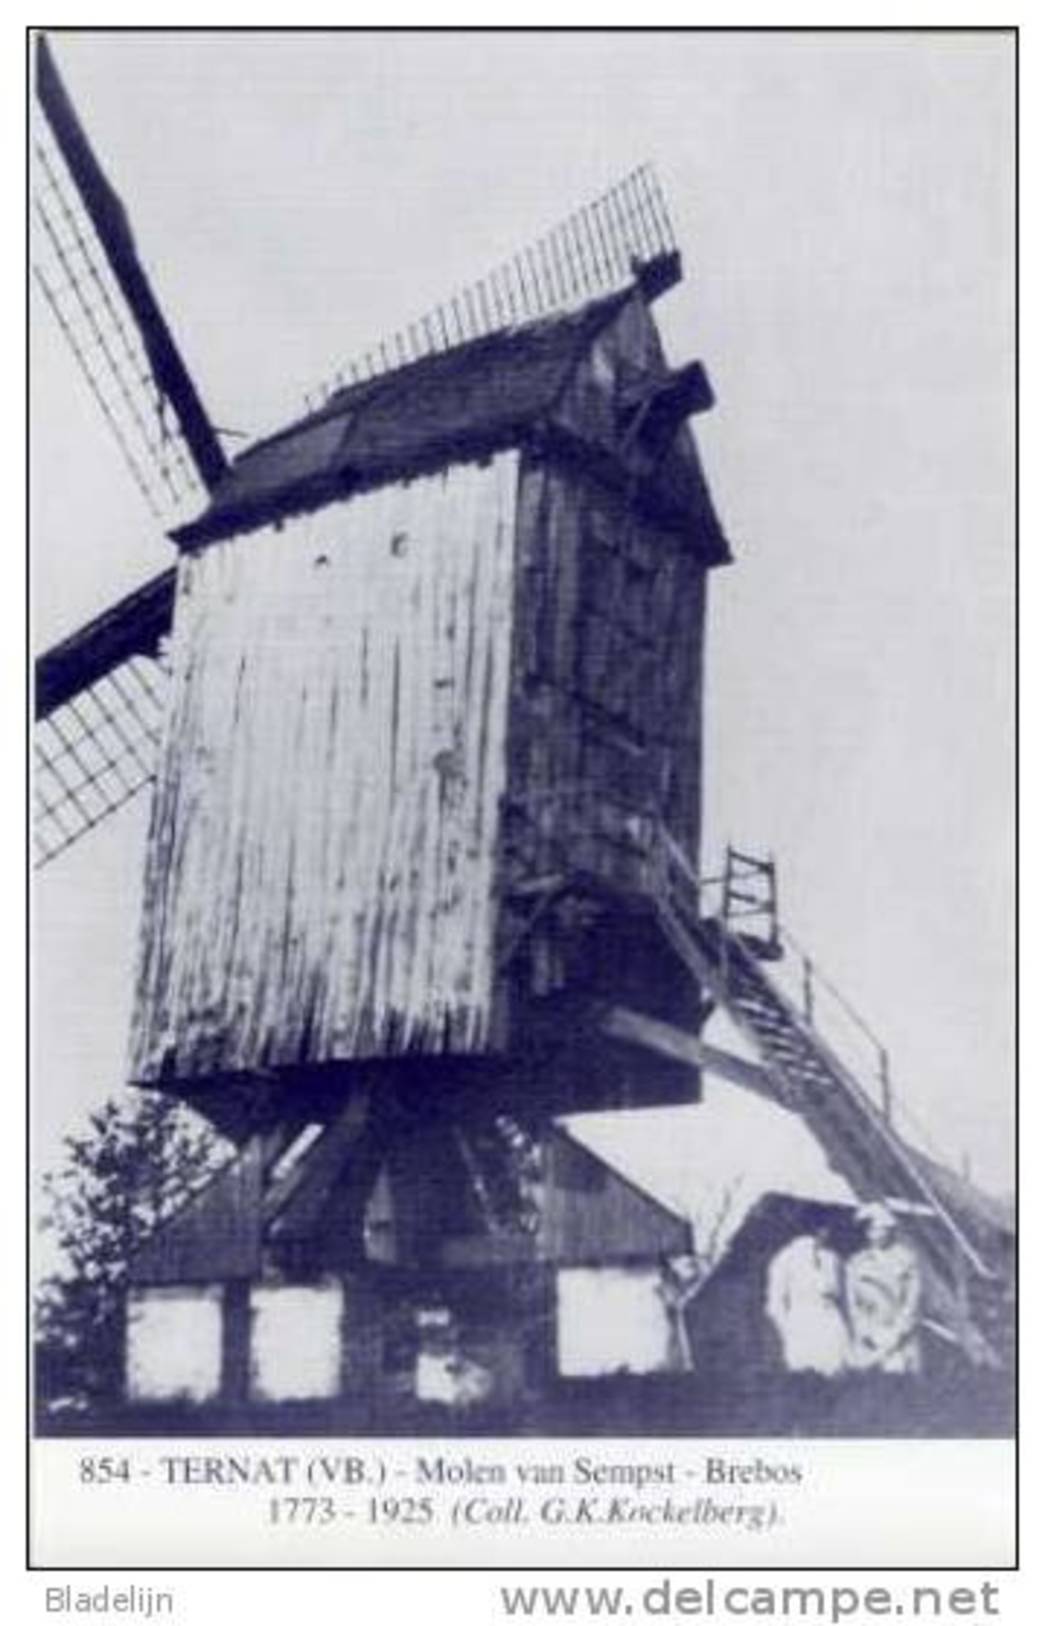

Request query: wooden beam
[
  {"left": 540, "top": 1125, "right": 690, "bottom": 1264},
  {"left": 220, "top": 1279, "right": 252, "bottom": 1402},
  {"left": 635, "top": 250, "right": 682, "bottom": 303},
  {"left": 600, "top": 1004, "right": 779, "bottom": 1103},
  {"left": 35, "top": 567, "right": 175, "bottom": 719},
  {"left": 265, "top": 1086, "right": 372, "bottom": 1240},
  {"left": 37, "top": 37, "right": 227, "bottom": 491}
]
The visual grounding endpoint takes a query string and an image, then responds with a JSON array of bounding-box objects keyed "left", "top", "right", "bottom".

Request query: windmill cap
[{"left": 170, "top": 289, "right": 729, "bottom": 568}]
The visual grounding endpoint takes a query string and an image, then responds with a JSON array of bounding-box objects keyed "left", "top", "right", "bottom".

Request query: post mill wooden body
[
  {"left": 34, "top": 38, "right": 1009, "bottom": 1411},
  {"left": 124, "top": 263, "right": 732, "bottom": 1402}
]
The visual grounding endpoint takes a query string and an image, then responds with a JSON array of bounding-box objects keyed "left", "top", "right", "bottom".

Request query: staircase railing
[
  {"left": 649, "top": 829, "right": 900, "bottom": 1129},
  {"left": 776, "top": 922, "right": 894, "bottom": 1128},
  {"left": 644, "top": 825, "right": 993, "bottom": 1279}
]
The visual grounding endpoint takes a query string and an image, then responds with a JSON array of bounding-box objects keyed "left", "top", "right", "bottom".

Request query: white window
[
  {"left": 250, "top": 1281, "right": 343, "bottom": 1401},
  {"left": 556, "top": 1265, "right": 676, "bottom": 1377},
  {"left": 126, "top": 1285, "right": 223, "bottom": 1403}
]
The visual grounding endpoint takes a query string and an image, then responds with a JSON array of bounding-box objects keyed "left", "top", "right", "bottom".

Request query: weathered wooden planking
[
  {"left": 539, "top": 1128, "right": 691, "bottom": 1265},
  {"left": 131, "top": 454, "right": 520, "bottom": 1083},
  {"left": 553, "top": 288, "right": 726, "bottom": 554},
  {"left": 508, "top": 457, "right": 707, "bottom": 879},
  {"left": 128, "top": 1137, "right": 264, "bottom": 1285}
]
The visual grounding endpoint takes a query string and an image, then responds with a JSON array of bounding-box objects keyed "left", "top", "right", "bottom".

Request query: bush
[{"left": 36, "top": 1094, "right": 227, "bottom": 1408}]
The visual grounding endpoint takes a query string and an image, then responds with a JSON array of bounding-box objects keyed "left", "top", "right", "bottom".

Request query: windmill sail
[
  {"left": 305, "top": 163, "right": 679, "bottom": 410},
  {"left": 32, "top": 39, "right": 681, "bottom": 867},
  {"left": 34, "top": 34, "right": 227, "bottom": 500},
  {"left": 32, "top": 34, "right": 226, "bottom": 865}
]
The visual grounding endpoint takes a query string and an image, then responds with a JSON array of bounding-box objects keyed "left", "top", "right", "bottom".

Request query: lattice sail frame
[
  {"left": 32, "top": 119, "right": 205, "bottom": 522},
  {"left": 34, "top": 653, "right": 168, "bottom": 867},
  {"left": 305, "top": 163, "right": 677, "bottom": 409},
  {"left": 31, "top": 110, "right": 184, "bottom": 868}
]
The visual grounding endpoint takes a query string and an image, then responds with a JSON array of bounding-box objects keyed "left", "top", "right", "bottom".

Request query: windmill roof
[
  {"left": 905, "top": 1147, "right": 1014, "bottom": 1242},
  {"left": 556, "top": 1084, "right": 1013, "bottom": 1275},
  {"left": 557, "top": 1087, "right": 857, "bottom": 1269},
  {"left": 173, "top": 290, "right": 635, "bottom": 549}
]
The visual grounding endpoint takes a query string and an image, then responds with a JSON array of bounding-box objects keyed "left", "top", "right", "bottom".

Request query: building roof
[
  {"left": 906, "top": 1147, "right": 1014, "bottom": 1244},
  {"left": 557, "top": 1085, "right": 1013, "bottom": 1277},
  {"left": 557, "top": 1086, "right": 857, "bottom": 1269},
  {"left": 174, "top": 292, "right": 631, "bottom": 549},
  {"left": 172, "top": 284, "right": 728, "bottom": 558}
]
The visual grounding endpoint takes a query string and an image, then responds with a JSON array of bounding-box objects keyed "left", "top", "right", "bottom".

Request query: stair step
[
  {"left": 760, "top": 1047, "right": 819, "bottom": 1073},
  {"left": 762, "top": 1053, "right": 829, "bottom": 1078},
  {"left": 778, "top": 1069, "right": 830, "bottom": 1086},
  {"left": 668, "top": 906, "right": 992, "bottom": 1294},
  {"left": 770, "top": 1041, "right": 828, "bottom": 1064},
  {"left": 749, "top": 1019, "right": 798, "bottom": 1040},
  {"left": 767, "top": 1055, "right": 824, "bottom": 1075},
  {"left": 747, "top": 1012, "right": 806, "bottom": 1035},
  {"left": 765, "top": 1051, "right": 825, "bottom": 1073},
  {"left": 753, "top": 1042, "right": 820, "bottom": 1066}
]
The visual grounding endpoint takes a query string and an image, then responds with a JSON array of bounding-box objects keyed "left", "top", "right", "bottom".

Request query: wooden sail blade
[
  {"left": 35, "top": 567, "right": 175, "bottom": 720},
  {"left": 35, "top": 34, "right": 226, "bottom": 496},
  {"left": 31, "top": 156, "right": 200, "bottom": 521}
]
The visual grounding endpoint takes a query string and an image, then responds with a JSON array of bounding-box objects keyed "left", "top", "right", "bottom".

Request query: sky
[{"left": 31, "top": 29, "right": 1015, "bottom": 1195}]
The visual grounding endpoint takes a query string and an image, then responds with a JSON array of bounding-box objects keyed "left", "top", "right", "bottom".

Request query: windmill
[{"left": 33, "top": 34, "right": 1011, "bottom": 1419}]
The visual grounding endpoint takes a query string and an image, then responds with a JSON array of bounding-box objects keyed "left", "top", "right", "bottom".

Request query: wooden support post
[
  {"left": 523, "top": 1263, "right": 558, "bottom": 1392},
  {"left": 221, "top": 1279, "right": 252, "bottom": 1404},
  {"left": 341, "top": 1273, "right": 383, "bottom": 1397},
  {"left": 600, "top": 1004, "right": 779, "bottom": 1104},
  {"left": 766, "top": 857, "right": 780, "bottom": 951},
  {"left": 265, "top": 1084, "right": 372, "bottom": 1241},
  {"left": 722, "top": 845, "right": 735, "bottom": 927},
  {"left": 949, "top": 1242, "right": 986, "bottom": 1368}
]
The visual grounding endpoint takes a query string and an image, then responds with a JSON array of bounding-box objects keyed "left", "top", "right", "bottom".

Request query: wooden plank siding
[
  {"left": 539, "top": 1129, "right": 691, "bottom": 1264},
  {"left": 128, "top": 1137, "right": 264, "bottom": 1285},
  {"left": 504, "top": 457, "right": 706, "bottom": 906},
  {"left": 131, "top": 454, "right": 520, "bottom": 1084},
  {"left": 502, "top": 295, "right": 708, "bottom": 903},
  {"left": 498, "top": 300, "right": 709, "bottom": 1012}
]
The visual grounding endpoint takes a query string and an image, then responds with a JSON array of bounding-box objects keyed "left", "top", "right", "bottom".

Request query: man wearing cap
[{"left": 845, "top": 1203, "right": 923, "bottom": 1374}]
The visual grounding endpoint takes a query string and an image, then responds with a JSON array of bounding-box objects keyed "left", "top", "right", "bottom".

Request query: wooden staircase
[{"left": 633, "top": 830, "right": 1010, "bottom": 1362}]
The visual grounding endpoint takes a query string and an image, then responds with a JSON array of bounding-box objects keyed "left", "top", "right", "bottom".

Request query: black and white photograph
[{"left": 30, "top": 24, "right": 1015, "bottom": 1562}]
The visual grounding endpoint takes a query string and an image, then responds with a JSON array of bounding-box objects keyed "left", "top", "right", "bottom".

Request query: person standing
[
  {"left": 844, "top": 1203, "right": 922, "bottom": 1374},
  {"left": 765, "top": 1227, "right": 850, "bottom": 1377}
]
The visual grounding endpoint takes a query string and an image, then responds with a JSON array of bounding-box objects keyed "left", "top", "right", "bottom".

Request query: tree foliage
[{"left": 36, "top": 1093, "right": 227, "bottom": 1406}]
